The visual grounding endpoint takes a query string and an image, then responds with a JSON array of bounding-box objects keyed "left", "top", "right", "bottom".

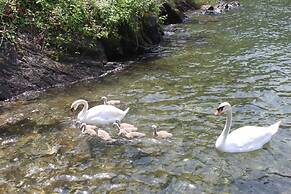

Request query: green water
[{"left": 1, "top": 0, "right": 291, "bottom": 193}]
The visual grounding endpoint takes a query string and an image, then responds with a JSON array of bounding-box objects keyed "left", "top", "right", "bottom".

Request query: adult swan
[
  {"left": 71, "top": 99, "right": 130, "bottom": 126},
  {"left": 214, "top": 102, "right": 281, "bottom": 153}
]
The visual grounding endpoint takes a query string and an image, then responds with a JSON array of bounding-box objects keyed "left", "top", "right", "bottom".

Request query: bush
[
  {"left": 0, "top": 0, "right": 161, "bottom": 50},
  {"left": 0, "top": 0, "right": 217, "bottom": 52}
]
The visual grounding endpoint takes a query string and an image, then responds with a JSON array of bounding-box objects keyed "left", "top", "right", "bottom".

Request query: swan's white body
[
  {"left": 71, "top": 99, "right": 129, "bottom": 126},
  {"left": 215, "top": 102, "right": 281, "bottom": 153}
]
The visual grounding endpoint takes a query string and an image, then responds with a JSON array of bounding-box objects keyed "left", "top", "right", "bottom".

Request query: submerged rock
[
  {"left": 161, "top": 178, "right": 197, "bottom": 193},
  {"left": 161, "top": 3, "right": 185, "bottom": 24},
  {"left": 201, "top": 0, "right": 241, "bottom": 15}
]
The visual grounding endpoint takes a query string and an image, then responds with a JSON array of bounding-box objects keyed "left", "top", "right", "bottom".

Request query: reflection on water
[{"left": 1, "top": 0, "right": 291, "bottom": 193}]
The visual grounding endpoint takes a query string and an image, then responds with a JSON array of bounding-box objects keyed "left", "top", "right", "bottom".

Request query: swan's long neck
[
  {"left": 81, "top": 124, "right": 86, "bottom": 133},
  {"left": 78, "top": 101, "right": 88, "bottom": 119},
  {"left": 220, "top": 108, "right": 232, "bottom": 143},
  {"left": 114, "top": 123, "right": 121, "bottom": 131}
]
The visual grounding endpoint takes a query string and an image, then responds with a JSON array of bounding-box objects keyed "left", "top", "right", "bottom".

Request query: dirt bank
[{"left": 0, "top": 0, "right": 198, "bottom": 101}]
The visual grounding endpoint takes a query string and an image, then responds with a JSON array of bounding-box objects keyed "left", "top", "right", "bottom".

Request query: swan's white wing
[
  {"left": 226, "top": 126, "right": 274, "bottom": 152},
  {"left": 84, "top": 105, "right": 126, "bottom": 125}
]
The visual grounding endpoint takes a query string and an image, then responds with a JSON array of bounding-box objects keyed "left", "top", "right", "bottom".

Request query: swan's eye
[{"left": 217, "top": 106, "right": 224, "bottom": 112}]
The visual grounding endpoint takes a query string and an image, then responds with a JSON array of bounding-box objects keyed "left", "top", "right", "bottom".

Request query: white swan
[
  {"left": 71, "top": 99, "right": 129, "bottom": 126},
  {"left": 214, "top": 102, "right": 281, "bottom": 153}
]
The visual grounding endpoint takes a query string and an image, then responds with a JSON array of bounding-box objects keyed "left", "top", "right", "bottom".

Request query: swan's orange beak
[{"left": 214, "top": 109, "right": 222, "bottom": 116}]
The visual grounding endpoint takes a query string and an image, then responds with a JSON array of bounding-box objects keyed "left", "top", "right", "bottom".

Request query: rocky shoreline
[
  {"left": 0, "top": 0, "right": 240, "bottom": 101},
  {"left": 0, "top": 0, "right": 195, "bottom": 101}
]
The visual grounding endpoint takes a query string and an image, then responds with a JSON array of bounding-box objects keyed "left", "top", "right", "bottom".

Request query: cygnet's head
[
  {"left": 80, "top": 123, "right": 87, "bottom": 133},
  {"left": 75, "top": 121, "right": 82, "bottom": 128},
  {"left": 101, "top": 96, "right": 107, "bottom": 102},
  {"left": 113, "top": 121, "right": 120, "bottom": 130},
  {"left": 115, "top": 120, "right": 121, "bottom": 124},
  {"left": 214, "top": 102, "right": 232, "bottom": 115}
]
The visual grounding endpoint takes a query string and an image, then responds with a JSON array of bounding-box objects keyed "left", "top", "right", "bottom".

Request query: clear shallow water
[{"left": 1, "top": 0, "right": 291, "bottom": 193}]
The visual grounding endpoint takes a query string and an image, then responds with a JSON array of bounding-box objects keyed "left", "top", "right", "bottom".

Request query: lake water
[{"left": 1, "top": 0, "right": 291, "bottom": 193}]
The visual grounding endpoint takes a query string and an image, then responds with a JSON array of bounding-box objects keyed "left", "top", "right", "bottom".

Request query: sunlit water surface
[{"left": 1, "top": 0, "right": 291, "bottom": 193}]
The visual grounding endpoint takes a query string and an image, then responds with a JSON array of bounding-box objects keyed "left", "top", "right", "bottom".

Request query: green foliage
[
  {"left": 0, "top": 0, "right": 217, "bottom": 51},
  {"left": 0, "top": 0, "right": 162, "bottom": 50},
  {"left": 189, "top": 0, "right": 217, "bottom": 7},
  {"left": 0, "top": 0, "right": 7, "bottom": 15},
  {"left": 93, "top": 0, "right": 160, "bottom": 37}
]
